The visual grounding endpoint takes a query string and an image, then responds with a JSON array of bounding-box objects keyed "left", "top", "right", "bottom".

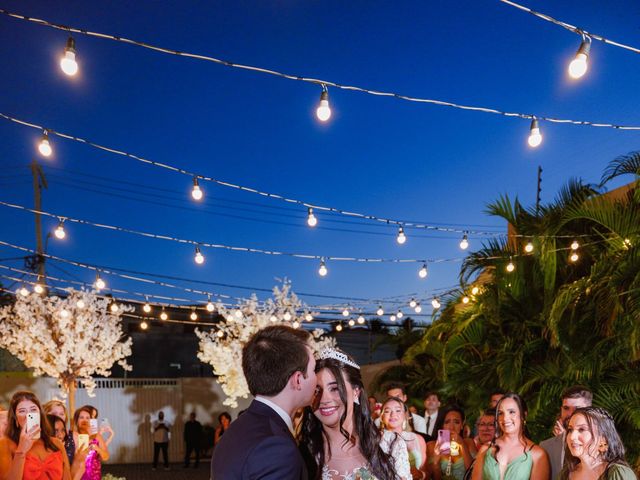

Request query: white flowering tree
[
  {"left": 196, "top": 281, "right": 335, "bottom": 407},
  {"left": 0, "top": 288, "right": 133, "bottom": 415}
]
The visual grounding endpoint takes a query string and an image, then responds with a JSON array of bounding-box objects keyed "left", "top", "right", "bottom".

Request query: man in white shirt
[
  {"left": 423, "top": 391, "right": 442, "bottom": 441},
  {"left": 379, "top": 384, "right": 426, "bottom": 434}
]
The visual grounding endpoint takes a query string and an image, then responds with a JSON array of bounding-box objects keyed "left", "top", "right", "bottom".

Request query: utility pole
[
  {"left": 30, "top": 159, "right": 48, "bottom": 279},
  {"left": 535, "top": 166, "right": 543, "bottom": 216}
]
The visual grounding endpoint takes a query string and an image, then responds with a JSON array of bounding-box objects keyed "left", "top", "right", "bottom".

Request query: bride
[{"left": 300, "top": 348, "right": 410, "bottom": 480}]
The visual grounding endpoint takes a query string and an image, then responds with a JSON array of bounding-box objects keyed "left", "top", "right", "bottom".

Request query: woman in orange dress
[{"left": 0, "top": 391, "right": 86, "bottom": 480}]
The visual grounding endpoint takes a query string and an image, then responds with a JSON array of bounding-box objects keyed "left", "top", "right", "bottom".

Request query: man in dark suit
[{"left": 211, "top": 325, "right": 317, "bottom": 479}]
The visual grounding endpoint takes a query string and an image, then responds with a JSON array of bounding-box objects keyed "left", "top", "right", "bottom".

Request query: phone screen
[
  {"left": 437, "top": 429, "right": 451, "bottom": 455},
  {"left": 77, "top": 433, "right": 89, "bottom": 450},
  {"left": 89, "top": 419, "right": 99, "bottom": 435}
]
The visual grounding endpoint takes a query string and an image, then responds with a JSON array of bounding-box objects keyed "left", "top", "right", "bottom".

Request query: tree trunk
[{"left": 66, "top": 379, "right": 77, "bottom": 422}]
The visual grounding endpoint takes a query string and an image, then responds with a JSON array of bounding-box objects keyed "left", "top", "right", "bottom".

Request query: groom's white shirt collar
[{"left": 255, "top": 396, "right": 294, "bottom": 433}]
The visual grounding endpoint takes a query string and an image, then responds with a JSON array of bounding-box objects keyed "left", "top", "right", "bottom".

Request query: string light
[
  {"left": 38, "top": 131, "right": 53, "bottom": 157},
  {"left": 460, "top": 233, "right": 469, "bottom": 250},
  {"left": 396, "top": 227, "right": 407, "bottom": 245},
  {"left": 160, "top": 308, "right": 168, "bottom": 321},
  {"left": 304, "top": 312, "right": 313, "bottom": 321},
  {"left": 571, "top": 240, "right": 579, "bottom": 250},
  {"left": 60, "top": 37, "right": 78, "bottom": 76},
  {"left": 206, "top": 298, "right": 215, "bottom": 312},
  {"left": 348, "top": 318, "right": 355, "bottom": 327},
  {"left": 190, "top": 310, "right": 198, "bottom": 321},
  {"left": 376, "top": 306, "right": 384, "bottom": 316},
  {"left": 140, "top": 320, "right": 148, "bottom": 330},
  {"left": 528, "top": 118, "right": 542, "bottom": 148},
  {"left": 342, "top": 308, "right": 350, "bottom": 317},
  {"left": 110, "top": 303, "right": 119, "bottom": 313},
  {"left": 357, "top": 314, "right": 365, "bottom": 324},
  {"left": 307, "top": 208, "right": 317, "bottom": 227},
  {"left": 506, "top": 257, "right": 515, "bottom": 272},
  {"left": 34, "top": 283, "right": 44, "bottom": 294},
  {"left": 462, "top": 296, "right": 470, "bottom": 304},
  {"left": 194, "top": 246, "right": 205, "bottom": 265},
  {"left": 191, "top": 177, "right": 203, "bottom": 201},
  {"left": 568, "top": 36, "right": 591, "bottom": 79},
  {"left": 54, "top": 220, "right": 66, "bottom": 239},
  {"left": 316, "top": 87, "right": 331, "bottom": 122},
  {"left": 414, "top": 303, "right": 422, "bottom": 313},
  {"left": 283, "top": 311, "right": 292, "bottom": 321},
  {"left": 471, "top": 286, "right": 479, "bottom": 295},
  {"left": 409, "top": 298, "right": 417, "bottom": 308},
  {"left": 396, "top": 310, "right": 404, "bottom": 319},
  {"left": 390, "top": 315, "right": 396, "bottom": 322},
  {"left": 19, "top": 286, "right": 29, "bottom": 297},
  {"left": 418, "top": 263, "right": 428, "bottom": 278},
  {"left": 94, "top": 274, "right": 105, "bottom": 291},
  {"left": 431, "top": 297, "right": 441, "bottom": 309},
  {"left": 318, "top": 259, "right": 328, "bottom": 277},
  {"left": 76, "top": 299, "right": 85, "bottom": 309},
  {"left": 143, "top": 302, "right": 152, "bottom": 313},
  {"left": 292, "top": 320, "right": 300, "bottom": 329},
  {"left": 525, "top": 241, "right": 534, "bottom": 253},
  {"left": 216, "top": 329, "right": 224, "bottom": 337},
  {"left": 335, "top": 323, "right": 343, "bottom": 332},
  {"left": 569, "top": 252, "right": 579, "bottom": 262}
]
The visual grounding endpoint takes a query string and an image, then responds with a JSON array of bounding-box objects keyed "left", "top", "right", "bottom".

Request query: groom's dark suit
[{"left": 211, "top": 400, "right": 307, "bottom": 479}]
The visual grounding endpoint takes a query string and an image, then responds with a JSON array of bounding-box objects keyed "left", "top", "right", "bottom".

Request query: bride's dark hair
[{"left": 299, "top": 353, "right": 398, "bottom": 480}]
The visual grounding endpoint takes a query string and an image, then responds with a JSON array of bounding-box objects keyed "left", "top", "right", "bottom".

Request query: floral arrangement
[
  {"left": 0, "top": 288, "right": 133, "bottom": 397},
  {"left": 196, "top": 281, "right": 335, "bottom": 407}
]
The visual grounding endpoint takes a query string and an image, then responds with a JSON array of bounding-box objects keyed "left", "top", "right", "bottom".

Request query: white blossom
[
  {"left": 196, "top": 280, "right": 335, "bottom": 407},
  {"left": 0, "top": 288, "right": 133, "bottom": 397}
]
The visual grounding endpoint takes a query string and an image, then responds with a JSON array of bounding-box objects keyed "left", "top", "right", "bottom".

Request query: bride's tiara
[{"left": 319, "top": 348, "right": 360, "bottom": 370}]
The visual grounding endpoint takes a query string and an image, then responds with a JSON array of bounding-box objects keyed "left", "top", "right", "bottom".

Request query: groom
[{"left": 211, "top": 325, "right": 317, "bottom": 479}]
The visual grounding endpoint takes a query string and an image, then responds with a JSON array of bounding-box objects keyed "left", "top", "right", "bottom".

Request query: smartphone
[
  {"left": 89, "top": 419, "right": 99, "bottom": 435},
  {"left": 100, "top": 418, "right": 110, "bottom": 433},
  {"left": 77, "top": 433, "right": 89, "bottom": 450},
  {"left": 26, "top": 412, "right": 40, "bottom": 438},
  {"left": 437, "top": 429, "right": 451, "bottom": 455}
]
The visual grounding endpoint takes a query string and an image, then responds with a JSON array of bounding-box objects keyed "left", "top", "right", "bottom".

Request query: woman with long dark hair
[
  {"left": 561, "top": 407, "right": 636, "bottom": 480},
  {"left": 471, "top": 393, "right": 549, "bottom": 480},
  {"left": 300, "top": 348, "right": 410, "bottom": 480},
  {"left": 426, "top": 405, "right": 476, "bottom": 480}
]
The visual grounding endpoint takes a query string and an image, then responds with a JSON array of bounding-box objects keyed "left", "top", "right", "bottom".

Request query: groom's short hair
[{"left": 242, "top": 325, "right": 311, "bottom": 397}]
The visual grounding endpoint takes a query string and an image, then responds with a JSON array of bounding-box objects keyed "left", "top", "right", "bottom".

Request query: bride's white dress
[{"left": 321, "top": 430, "right": 411, "bottom": 480}]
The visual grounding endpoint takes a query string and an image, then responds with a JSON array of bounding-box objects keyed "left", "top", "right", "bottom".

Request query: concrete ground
[{"left": 103, "top": 463, "right": 210, "bottom": 480}]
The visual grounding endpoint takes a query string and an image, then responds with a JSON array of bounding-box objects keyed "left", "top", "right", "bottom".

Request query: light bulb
[
  {"left": 570, "top": 252, "right": 579, "bottom": 262},
  {"left": 270, "top": 314, "right": 278, "bottom": 322},
  {"left": 292, "top": 320, "right": 300, "bottom": 329},
  {"left": 460, "top": 234, "right": 469, "bottom": 250},
  {"left": 525, "top": 242, "right": 534, "bottom": 253},
  {"left": 414, "top": 304, "right": 422, "bottom": 313},
  {"left": 418, "top": 263, "right": 428, "bottom": 278},
  {"left": 357, "top": 315, "right": 365, "bottom": 324},
  {"left": 506, "top": 260, "right": 515, "bottom": 273},
  {"left": 462, "top": 296, "right": 470, "bottom": 304},
  {"left": 348, "top": 319, "right": 355, "bottom": 327},
  {"left": 234, "top": 309, "right": 242, "bottom": 318},
  {"left": 390, "top": 315, "right": 396, "bottom": 322},
  {"left": 190, "top": 311, "right": 198, "bottom": 321},
  {"left": 316, "top": 89, "right": 331, "bottom": 122},
  {"left": 376, "top": 306, "right": 384, "bottom": 316},
  {"left": 623, "top": 238, "right": 632, "bottom": 248},
  {"left": 76, "top": 299, "right": 85, "bottom": 309},
  {"left": 94, "top": 276, "right": 105, "bottom": 291},
  {"left": 396, "top": 310, "right": 403, "bottom": 319},
  {"left": 396, "top": 227, "right": 407, "bottom": 245},
  {"left": 143, "top": 303, "right": 152, "bottom": 313},
  {"left": 60, "top": 37, "right": 78, "bottom": 76},
  {"left": 528, "top": 118, "right": 542, "bottom": 148},
  {"left": 191, "top": 177, "right": 203, "bottom": 201},
  {"left": 409, "top": 298, "right": 417, "bottom": 308},
  {"left": 342, "top": 308, "right": 349, "bottom": 317},
  {"left": 54, "top": 221, "right": 66, "bottom": 239},
  {"left": 140, "top": 321, "right": 148, "bottom": 330},
  {"left": 305, "top": 312, "right": 313, "bottom": 322},
  {"left": 38, "top": 132, "right": 53, "bottom": 157},
  {"left": 571, "top": 240, "right": 579, "bottom": 251},
  {"left": 216, "top": 329, "right": 224, "bottom": 337},
  {"left": 432, "top": 297, "right": 441, "bottom": 309},
  {"left": 110, "top": 303, "right": 119, "bottom": 313},
  {"left": 194, "top": 246, "right": 205, "bottom": 264},
  {"left": 336, "top": 324, "right": 343, "bottom": 332},
  {"left": 34, "top": 283, "right": 44, "bottom": 294},
  {"left": 160, "top": 309, "right": 168, "bottom": 321},
  {"left": 60, "top": 309, "right": 70, "bottom": 318},
  {"left": 318, "top": 260, "right": 328, "bottom": 277},
  {"left": 19, "top": 287, "right": 29, "bottom": 297},
  {"left": 283, "top": 311, "right": 292, "bottom": 321},
  {"left": 307, "top": 207, "right": 317, "bottom": 227},
  {"left": 568, "top": 38, "right": 591, "bottom": 79},
  {"left": 206, "top": 301, "right": 215, "bottom": 313}
]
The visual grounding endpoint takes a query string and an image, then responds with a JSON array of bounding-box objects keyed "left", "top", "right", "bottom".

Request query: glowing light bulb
[
  {"left": 527, "top": 118, "right": 542, "bottom": 148},
  {"left": 140, "top": 321, "right": 148, "bottom": 330},
  {"left": 54, "top": 221, "right": 66, "bottom": 239},
  {"left": 570, "top": 252, "right": 579, "bottom": 262},
  {"left": 357, "top": 315, "right": 365, "bottom": 324},
  {"left": 38, "top": 132, "right": 53, "bottom": 157},
  {"left": 110, "top": 303, "right": 119, "bottom": 313},
  {"left": 270, "top": 315, "right": 278, "bottom": 322},
  {"left": 336, "top": 324, "right": 343, "bottom": 332},
  {"left": 471, "top": 286, "right": 480, "bottom": 295},
  {"left": 60, "top": 37, "right": 78, "bottom": 76},
  {"left": 376, "top": 306, "right": 384, "bottom": 316},
  {"left": 316, "top": 89, "right": 331, "bottom": 122},
  {"left": 460, "top": 233, "right": 469, "bottom": 250},
  {"left": 525, "top": 241, "right": 534, "bottom": 253},
  {"left": 305, "top": 312, "right": 313, "bottom": 322},
  {"left": 94, "top": 276, "right": 105, "bottom": 291},
  {"left": 76, "top": 299, "right": 85, "bottom": 309},
  {"left": 60, "top": 308, "right": 70, "bottom": 318},
  {"left": 396, "top": 310, "right": 403, "bottom": 319},
  {"left": 160, "top": 311, "right": 168, "bottom": 321},
  {"left": 34, "top": 283, "right": 44, "bottom": 294},
  {"left": 396, "top": 227, "right": 407, "bottom": 245},
  {"left": 191, "top": 177, "right": 203, "bottom": 201},
  {"left": 216, "top": 329, "right": 224, "bottom": 337},
  {"left": 283, "top": 311, "right": 292, "bottom": 321},
  {"left": 143, "top": 303, "right": 152, "bottom": 313},
  {"left": 390, "top": 315, "right": 396, "bottom": 322},
  {"left": 206, "top": 301, "right": 215, "bottom": 313},
  {"left": 462, "top": 296, "right": 470, "bottom": 304},
  {"left": 342, "top": 308, "right": 349, "bottom": 317},
  {"left": 307, "top": 207, "right": 317, "bottom": 227},
  {"left": 409, "top": 298, "right": 417, "bottom": 308},
  {"left": 190, "top": 311, "right": 198, "bottom": 321},
  {"left": 418, "top": 263, "right": 428, "bottom": 279},
  {"left": 414, "top": 304, "right": 422, "bottom": 313},
  {"left": 623, "top": 238, "right": 632, "bottom": 248},
  {"left": 234, "top": 309, "right": 242, "bottom": 318},
  {"left": 571, "top": 240, "right": 579, "bottom": 251},
  {"left": 431, "top": 297, "right": 441, "bottom": 309},
  {"left": 292, "top": 320, "right": 300, "bottom": 329},
  {"left": 568, "top": 38, "right": 591, "bottom": 79},
  {"left": 194, "top": 246, "right": 205, "bottom": 265},
  {"left": 318, "top": 260, "right": 328, "bottom": 277},
  {"left": 19, "top": 287, "right": 29, "bottom": 297},
  {"left": 348, "top": 319, "right": 355, "bottom": 327},
  {"left": 506, "top": 259, "right": 515, "bottom": 273}
]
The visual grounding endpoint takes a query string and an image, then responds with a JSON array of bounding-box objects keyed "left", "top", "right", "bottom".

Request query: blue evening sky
[{"left": 0, "top": 1, "right": 639, "bottom": 323}]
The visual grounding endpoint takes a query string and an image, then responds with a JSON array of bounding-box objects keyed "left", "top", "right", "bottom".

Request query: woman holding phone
[
  {"left": 426, "top": 405, "right": 476, "bottom": 480},
  {"left": 43, "top": 401, "right": 75, "bottom": 465},
  {"left": 73, "top": 407, "right": 109, "bottom": 480},
  {"left": 0, "top": 391, "right": 86, "bottom": 480}
]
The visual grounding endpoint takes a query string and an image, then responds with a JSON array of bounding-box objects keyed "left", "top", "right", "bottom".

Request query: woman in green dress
[
  {"left": 471, "top": 393, "right": 549, "bottom": 480},
  {"left": 561, "top": 407, "right": 637, "bottom": 480}
]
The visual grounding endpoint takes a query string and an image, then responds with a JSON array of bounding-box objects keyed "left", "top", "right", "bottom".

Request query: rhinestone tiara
[{"left": 319, "top": 348, "right": 360, "bottom": 370}]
